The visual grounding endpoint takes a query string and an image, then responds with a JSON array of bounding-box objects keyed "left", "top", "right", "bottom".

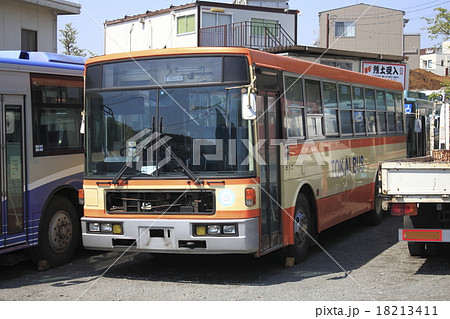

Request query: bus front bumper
[{"left": 81, "top": 217, "right": 259, "bottom": 254}]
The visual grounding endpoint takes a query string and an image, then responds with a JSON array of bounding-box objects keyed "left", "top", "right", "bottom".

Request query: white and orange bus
[{"left": 80, "top": 47, "right": 405, "bottom": 261}]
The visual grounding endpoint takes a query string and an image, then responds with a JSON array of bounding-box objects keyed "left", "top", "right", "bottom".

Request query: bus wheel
[
  {"left": 288, "top": 194, "right": 314, "bottom": 263},
  {"left": 39, "top": 196, "right": 80, "bottom": 267},
  {"left": 363, "top": 177, "right": 384, "bottom": 226}
]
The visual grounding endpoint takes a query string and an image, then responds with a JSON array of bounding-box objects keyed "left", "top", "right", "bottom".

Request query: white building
[
  {"left": 420, "top": 40, "right": 450, "bottom": 76},
  {"left": 0, "top": 0, "right": 81, "bottom": 52},
  {"left": 104, "top": 0, "right": 298, "bottom": 54}
]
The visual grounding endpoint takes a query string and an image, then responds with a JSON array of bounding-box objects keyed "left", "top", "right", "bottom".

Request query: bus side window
[
  {"left": 395, "top": 93, "right": 404, "bottom": 132},
  {"left": 323, "top": 81, "right": 338, "bottom": 136},
  {"left": 284, "top": 74, "right": 305, "bottom": 139},
  {"left": 365, "top": 88, "right": 377, "bottom": 134},
  {"left": 31, "top": 74, "right": 83, "bottom": 155},
  {"left": 386, "top": 92, "right": 396, "bottom": 133},
  {"left": 353, "top": 86, "right": 366, "bottom": 135},
  {"left": 376, "top": 91, "right": 387, "bottom": 133},
  {"left": 305, "top": 79, "right": 324, "bottom": 138},
  {"left": 338, "top": 84, "right": 353, "bottom": 135}
]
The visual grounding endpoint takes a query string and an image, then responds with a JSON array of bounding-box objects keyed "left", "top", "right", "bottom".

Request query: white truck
[{"left": 380, "top": 150, "right": 450, "bottom": 256}]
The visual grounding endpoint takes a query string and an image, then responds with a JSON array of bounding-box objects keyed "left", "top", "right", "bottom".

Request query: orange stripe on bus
[
  {"left": 83, "top": 208, "right": 260, "bottom": 220},
  {"left": 83, "top": 178, "right": 260, "bottom": 187}
]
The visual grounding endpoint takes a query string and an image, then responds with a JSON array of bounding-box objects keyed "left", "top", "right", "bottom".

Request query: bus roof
[
  {"left": 0, "top": 51, "right": 86, "bottom": 70},
  {"left": 86, "top": 47, "right": 404, "bottom": 91}
]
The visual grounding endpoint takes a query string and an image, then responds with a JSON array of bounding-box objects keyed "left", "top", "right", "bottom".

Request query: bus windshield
[{"left": 86, "top": 85, "right": 254, "bottom": 179}]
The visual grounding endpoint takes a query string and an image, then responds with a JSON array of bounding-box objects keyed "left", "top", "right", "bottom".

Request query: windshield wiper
[
  {"left": 160, "top": 138, "right": 204, "bottom": 185},
  {"left": 111, "top": 131, "right": 204, "bottom": 186},
  {"left": 111, "top": 129, "right": 153, "bottom": 185}
]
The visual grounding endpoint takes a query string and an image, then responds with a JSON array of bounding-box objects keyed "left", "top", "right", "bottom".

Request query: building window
[
  {"left": 21, "top": 29, "right": 37, "bottom": 51},
  {"left": 251, "top": 18, "right": 279, "bottom": 36},
  {"left": 334, "top": 21, "right": 355, "bottom": 37},
  {"left": 320, "top": 60, "right": 353, "bottom": 71},
  {"left": 428, "top": 60, "right": 433, "bottom": 68},
  {"left": 177, "top": 14, "right": 195, "bottom": 34},
  {"left": 202, "top": 12, "right": 232, "bottom": 28}
]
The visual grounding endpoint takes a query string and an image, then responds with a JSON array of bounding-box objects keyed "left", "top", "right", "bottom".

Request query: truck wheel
[
  {"left": 38, "top": 196, "right": 80, "bottom": 267},
  {"left": 363, "top": 176, "right": 384, "bottom": 226},
  {"left": 287, "top": 194, "right": 315, "bottom": 263},
  {"left": 404, "top": 215, "right": 425, "bottom": 256},
  {"left": 407, "top": 242, "right": 426, "bottom": 256}
]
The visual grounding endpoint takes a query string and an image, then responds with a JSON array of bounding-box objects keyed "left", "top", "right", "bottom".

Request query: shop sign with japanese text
[{"left": 362, "top": 62, "right": 407, "bottom": 89}]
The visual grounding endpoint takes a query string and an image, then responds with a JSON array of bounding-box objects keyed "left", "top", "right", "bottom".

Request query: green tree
[
  {"left": 422, "top": 7, "right": 450, "bottom": 42},
  {"left": 59, "top": 23, "right": 94, "bottom": 57}
]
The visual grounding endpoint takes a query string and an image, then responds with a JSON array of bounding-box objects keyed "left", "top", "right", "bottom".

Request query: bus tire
[
  {"left": 363, "top": 176, "right": 384, "bottom": 226},
  {"left": 38, "top": 196, "right": 80, "bottom": 267},
  {"left": 287, "top": 194, "right": 314, "bottom": 263}
]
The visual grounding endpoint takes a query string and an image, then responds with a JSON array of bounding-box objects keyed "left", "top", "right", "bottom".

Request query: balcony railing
[{"left": 199, "top": 21, "right": 295, "bottom": 49}]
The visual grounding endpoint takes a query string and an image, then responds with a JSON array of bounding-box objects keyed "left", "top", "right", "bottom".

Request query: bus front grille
[{"left": 105, "top": 190, "right": 215, "bottom": 215}]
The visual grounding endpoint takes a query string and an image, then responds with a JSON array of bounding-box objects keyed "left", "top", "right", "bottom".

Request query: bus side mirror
[{"left": 242, "top": 92, "right": 256, "bottom": 120}]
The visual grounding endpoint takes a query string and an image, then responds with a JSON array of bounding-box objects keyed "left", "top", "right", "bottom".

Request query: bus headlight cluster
[
  {"left": 88, "top": 222, "right": 123, "bottom": 234},
  {"left": 193, "top": 224, "right": 237, "bottom": 236}
]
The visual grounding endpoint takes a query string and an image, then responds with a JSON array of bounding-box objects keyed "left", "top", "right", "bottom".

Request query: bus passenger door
[
  {"left": 0, "top": 95, "right": 26, "bottom": 250},
  {"left": 256, "top": 93, "right": 282, "bottom": 252}
]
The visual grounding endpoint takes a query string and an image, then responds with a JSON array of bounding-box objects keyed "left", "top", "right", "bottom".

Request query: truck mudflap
[{"left": 399, "top": 229, "right": 450, "bottom": 242}]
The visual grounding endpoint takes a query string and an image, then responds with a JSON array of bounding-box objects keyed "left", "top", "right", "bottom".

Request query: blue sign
[{"left": 405, "top": 103, "right": 413, "bottom": 114}]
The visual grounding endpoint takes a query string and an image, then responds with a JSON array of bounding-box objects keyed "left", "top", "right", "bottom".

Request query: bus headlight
[
  {"left": 88, "top": 222, "right": 100, "bottom": 232},
  {"left": 223, "top": 225, "right": 236, "bottom": 235},
  {"left": 100, "top": 223, "right": 112, "bottom": 233},
  {"left": 193, "top": 224, "right": 238, "bottom": 236},
  {"left": 207, "top": 225, "right": 221, "bottom": 234},
  {"left": 87, "top": 222, "right": 122, "bottom": 234}
]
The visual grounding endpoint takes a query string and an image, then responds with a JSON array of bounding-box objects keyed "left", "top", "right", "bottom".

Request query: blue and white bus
[{"left": 0, "top": 51, "right": 85, "bottom": 266}]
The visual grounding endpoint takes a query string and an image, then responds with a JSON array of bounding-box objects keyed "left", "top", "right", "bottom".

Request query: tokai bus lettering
[{"left": 331, "top": 155, "right": 364, "bottom": 178}]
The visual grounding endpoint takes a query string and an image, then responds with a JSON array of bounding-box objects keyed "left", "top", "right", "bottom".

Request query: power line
[
  {"left": 401, "top": 0, "right": 446, "bottom": 11},
  {"left": 405, "top": 1, "right": 450, "bottom": 14}
]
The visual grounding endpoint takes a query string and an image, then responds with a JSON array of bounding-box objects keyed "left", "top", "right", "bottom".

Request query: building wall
[
  {"left": 0, "top": 0, "right": 55, "bottom": 51},
  {"left": 319, "top": 4, "right": 404, "bottom": 56},
  {"left": 420, "top": 52, "right": 450, "bottom": 76},
  {"left": 403, "top": 34, "right": 420, "bottom": 69},
  {"left": 105, "top": 7, "right": 198, "bottom": 53},
  {"left": 420, "top": 41, "right": 450, "bottom": 76}
]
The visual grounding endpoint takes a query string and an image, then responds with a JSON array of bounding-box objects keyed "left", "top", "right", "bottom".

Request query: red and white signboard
[{"left": 362, "top": 61, "right": 408, "bottom": 90}]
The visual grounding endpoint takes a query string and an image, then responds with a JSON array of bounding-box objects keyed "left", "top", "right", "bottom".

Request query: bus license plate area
[{"left": 137, "top": 227, "right": 175, "bottom": 249}]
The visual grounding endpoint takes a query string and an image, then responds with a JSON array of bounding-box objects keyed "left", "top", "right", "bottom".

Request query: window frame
[
  {"left": 304, "top": 78, "right": 325, "bottom": 139},
  {"left": 21, "top": 29, "right": 37, "bottom": 51},
  {"left": 177, "top": 14, "right": 196, "bottom": 35},
  {"left": 30, "top": 74, "right": 84, "bottom": 157},
  {"left": 281, "top": 73, "right": 404, "bottom": 140},
  {"left": 283, "top": 72, "right": 306, "bottom": 140},
  {"left": 334, "top": 21, "right": 355, "bottom": 38},
  {"left": 322, "top": 81, "right": 339, "bottom": 137},
  {"left": 251, "top": 18, "right": 279, "bottom": 37}
]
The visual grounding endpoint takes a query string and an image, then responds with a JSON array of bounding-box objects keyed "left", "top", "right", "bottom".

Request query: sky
[{"left": 57, "top": 0, "right": 450, "bottom": 56}]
